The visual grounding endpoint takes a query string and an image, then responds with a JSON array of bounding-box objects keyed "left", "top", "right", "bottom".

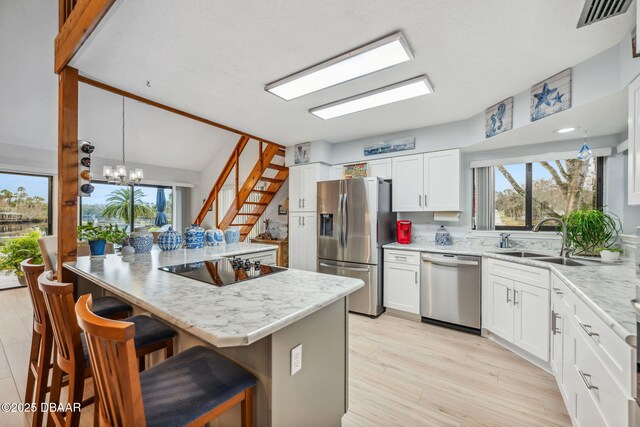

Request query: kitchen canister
[
  {"left": 184, "top": 224, "right": 205, "bottom": 249},
  {"left": 435, "top": 225, "right": 452, "bottom": 246},
  {"left": 129, "top": 227, "right": 154, "bottom": 253},
  {"left": 224, "top": 226, "right": 240, "bottom": 244},
  {"left": 158, "top": 226, "right": 182, "bottom": 251},
  {"left": 205, "top": 228, "right": 225, "bottom": 246}
]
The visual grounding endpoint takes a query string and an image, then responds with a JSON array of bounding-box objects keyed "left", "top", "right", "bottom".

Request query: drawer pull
[
  {"left": 579, "top": 322, "right": 599, "bottom": 337},
  {"left": 552, "top": 287, "right": 564, "bottom": 295},
  {"left": 395, "top": 255, "right": 407, "bottom": 260},
  {"left": 578, "top": 370, "right": 599, "bottom": 390},
  {"left": 506, "top": 288, "right": 511, "bottom": 303},
  {"left": 513, "top": 290, "right": 518, "bottom": 305}
]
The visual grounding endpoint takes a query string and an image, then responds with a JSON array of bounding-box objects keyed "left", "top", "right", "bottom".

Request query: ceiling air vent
[{"left": 577, "top": 0, "right": 632, "bottom": 27}]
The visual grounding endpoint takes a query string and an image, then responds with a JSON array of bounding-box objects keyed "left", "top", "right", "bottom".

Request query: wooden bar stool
[
  {"left": 75, "top": 294, "right": 256, "bottom": 427},
  {"left": 21, "top": 259, "right": 51, "bottom": 427},
  {"left": 38, "top": 274, "right": 177, "bottom": 427},
  {"left": 38, "top": 235, "right": 132, "bottom": 318}
]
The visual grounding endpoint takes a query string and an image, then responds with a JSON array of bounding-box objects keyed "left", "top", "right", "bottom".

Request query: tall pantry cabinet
[{"left": 288, "top": 163, "right": 329, "bottom": 271}]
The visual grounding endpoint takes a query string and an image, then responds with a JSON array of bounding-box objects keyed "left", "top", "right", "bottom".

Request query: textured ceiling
[{"left": 71, "top": 0, "right": 634, "bottom": 145}]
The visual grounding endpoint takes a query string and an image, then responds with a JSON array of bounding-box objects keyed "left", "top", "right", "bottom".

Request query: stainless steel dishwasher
[{"left": 420, "top": 253, "right": 481, "bottom": 334}]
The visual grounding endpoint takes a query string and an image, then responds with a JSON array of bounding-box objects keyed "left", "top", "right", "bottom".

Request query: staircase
[{"left": 194, "top": 136, "right": 287, "bottom": 241}]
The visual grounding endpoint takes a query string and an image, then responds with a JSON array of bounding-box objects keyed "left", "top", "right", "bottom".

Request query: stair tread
[
  {"left": 276, "top": 149, "right": 286, "bottom": 157},
  {"left": 239, "top": 212, "right": 262, "bottom": 216},
  {"left": 230, "top": 223, "right": 254, "bottom": 226},
  {"left": 244, "top": 201, "right": 269, "bottom": 205},
  {"left": 252, "top": 189, "right": 276, "bottom": 194},
  {"left": 267, "top": 163, "right": 287, "bottom": 171},
  {"left": 259, "top": 177, "right": 284, "bottom": 183}
]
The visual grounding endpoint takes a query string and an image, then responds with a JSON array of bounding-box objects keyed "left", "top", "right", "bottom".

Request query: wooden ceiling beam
[
  {"left": 55, "top": 0, "right": 116, "bottom": 73},
  {"left": 78, "top": 76, "right": 285, "bottom": 148}
]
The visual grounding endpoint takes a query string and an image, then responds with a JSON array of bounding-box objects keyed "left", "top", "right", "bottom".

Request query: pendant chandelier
[{"left": 102, "top": 97, "right": 144, "bottom": 185}]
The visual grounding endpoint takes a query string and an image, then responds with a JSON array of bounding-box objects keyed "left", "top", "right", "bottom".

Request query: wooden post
[
  {"left": 57, "top": 67, "right": 79, "bottom": 279},
  {"left": 235, "top": 148, "right": 240, "bottom": 210}
]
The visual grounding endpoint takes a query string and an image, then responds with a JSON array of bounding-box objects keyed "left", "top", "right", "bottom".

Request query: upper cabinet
[
  {"left": 289, "top": 163, "right": 329, "bottom": 212},
  {"left": 628, "top": 74, "right": 640, "bottom": 205},
  {"left": 392, "top": 149, "right": 461, "bottom": 212}
]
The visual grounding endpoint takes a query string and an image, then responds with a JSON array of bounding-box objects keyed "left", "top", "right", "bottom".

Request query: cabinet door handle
[
  {"left": 506, "top": 288, "right": 511, "bottom": 303},
  {"left": 551, "top": 310, "right": 556, "bottom": 335},
  {"left": 418, "top": 195, "right": 422, "bottom": 206},
  {"left": 298, "top": 198, "right": 301, "bottom": 208},
  {"left": 579, "top": 371, "right": 598, "bottom": 390},
  {"left": 302, "top": 198, "right": 305, "bottom": 208},
  {"left": 415, "top": 271, "right": 418, "bottom": 284},
  {"left": 302, "top": 216, "right": 305, "bottom": 226},
  {"left": 424, "top": 194, "right": 427, "bottom": 206},
  {"left": 298, "top": 216, "right": 301, "bottom": 226},
  {"left": 513, "top": 290, "right": 518, "bottom": 305},
  {"left": 579, "top": 322, "right": 599, "bottom": 337}
]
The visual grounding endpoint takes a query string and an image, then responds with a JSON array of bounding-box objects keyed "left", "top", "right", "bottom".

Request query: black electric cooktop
[{"left": 159, "top": 257, "right": 286, "bottom": 287}]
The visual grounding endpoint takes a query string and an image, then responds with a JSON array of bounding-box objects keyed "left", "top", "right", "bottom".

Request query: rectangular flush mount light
[
  {"left": 265, "top": 32, "right": 414, "bottom": 100},
  {"left": 309, "top": 76, "right": 433, "bottom": 120}
]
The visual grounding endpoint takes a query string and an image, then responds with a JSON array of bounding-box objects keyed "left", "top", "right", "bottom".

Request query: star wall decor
[{"left": 530, "top": 69, "right": 572, "bottom": 121}]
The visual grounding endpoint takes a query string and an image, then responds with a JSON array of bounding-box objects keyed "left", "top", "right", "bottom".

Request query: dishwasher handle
[{"left": 421, "top": 255, "right": 479, "bottom": 267}]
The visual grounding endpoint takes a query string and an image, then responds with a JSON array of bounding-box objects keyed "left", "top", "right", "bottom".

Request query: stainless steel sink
[
  {"left": 529, "top": 257, "right": 601, "bottom": 267},
  {"left": 492, "top": 251, "right": 550, "bottom": 258}
]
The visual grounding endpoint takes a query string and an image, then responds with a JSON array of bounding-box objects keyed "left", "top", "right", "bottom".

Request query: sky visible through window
[{"left": 0, "top": 174, "right": 49, "bottom": 199}]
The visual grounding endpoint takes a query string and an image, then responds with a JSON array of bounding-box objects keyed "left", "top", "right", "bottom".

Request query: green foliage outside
[
  {"left": 0, "top": 229, "right": 43, "bottom": 277},
  {"left": 77, "top": 223, "right": 127, "bottom": 243},
  {"left": 101, "top": 188, "right": 154, "bottom": 224}
]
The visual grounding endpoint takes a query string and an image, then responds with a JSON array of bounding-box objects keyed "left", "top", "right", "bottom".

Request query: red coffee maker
[{"left": 396, "top": 220, "right": 412, "bottom": 244}]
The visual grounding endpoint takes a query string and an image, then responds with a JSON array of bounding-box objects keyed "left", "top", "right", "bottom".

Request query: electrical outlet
[{"left": 290, "top": 344, "right": 302, "bottom": 375}]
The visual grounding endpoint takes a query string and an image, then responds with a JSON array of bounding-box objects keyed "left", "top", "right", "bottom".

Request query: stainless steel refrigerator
[{"left": 317, "top": 177, "right": 395, "bottom": 316}]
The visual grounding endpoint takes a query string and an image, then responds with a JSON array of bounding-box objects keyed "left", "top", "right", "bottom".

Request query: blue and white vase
[
  {"left": 224, "top": 226, "right": 240, "bottom": 244},
  {"left": 435, "top": 225, "right": 452, "bottom": 246},
  {"left": 129, "top": 227, "right": 154, "bottom": 253},
  {"left": 205, "top": 228, "right": 225, "bottom": 246},
  {"left": 184, "top": 224, "right": 205, "bottom": 249},
  {"left": 158, "top": 226, "right": 182, "bottom": 251}
]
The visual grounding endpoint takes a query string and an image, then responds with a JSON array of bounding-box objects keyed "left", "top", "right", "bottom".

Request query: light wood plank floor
[
  {"left": 343, "top": 313, "right": 571, "bottom": 427},
  {"left": 0, "top": 287, "right": 570, "bottom": 426}
]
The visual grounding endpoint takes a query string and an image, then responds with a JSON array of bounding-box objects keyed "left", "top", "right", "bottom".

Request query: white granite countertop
[
  {"left": 64, "top": 243, "right": 364, "bottom": 347},
  {"left": 384, "top": 241, "right": 637, "bottom": 345}
]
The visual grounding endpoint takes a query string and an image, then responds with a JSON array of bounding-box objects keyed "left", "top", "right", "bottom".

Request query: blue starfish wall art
[
  {"left": 485, "top": 97, "right": 513, "bottom": 138},
  {"left": 530, "top": 69, "right": 572, "bottom": 121}
]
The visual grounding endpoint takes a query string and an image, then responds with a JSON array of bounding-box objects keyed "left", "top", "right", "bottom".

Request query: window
[
  {"left": 80, "top": 182, "right": 173, "bottom": 232},
  {"left": 473, "top": 157, "right": 603, "bottom": 230},
  {"left": 0, "top": 172, "right": 52, "bottom": 241}
]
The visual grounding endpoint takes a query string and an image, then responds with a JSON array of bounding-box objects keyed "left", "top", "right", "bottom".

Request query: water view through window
[
  {"left": 80, "top": 182, "right": 172, "bottom": 231},
  {"left": 0, "top": 172, "right": 51, "bottom": 241}
]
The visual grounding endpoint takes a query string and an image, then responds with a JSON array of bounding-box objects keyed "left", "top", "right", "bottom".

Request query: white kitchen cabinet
[
  {"left": 329, "top": 165, "right": 343, "bottom": 180},
  {"left": 423, "top": 149, "right": 460, "bottom": 211},
  {"left": 383, "top": 261, "right": 420, "bottom": 315},
  {"left": 392, "top": 149, "right": 461, "bottom": 212},
  {"left": 513, "top": 281, "right": 549, "bottom": 361},
  {"left": 367, "top": 158, "right": 392, "bottom": 180},
  {"left": 486, "top": 274, "right": 514, "bottom": 342},
  {"left": 392, "top": 154, "right": 424, "bottom": 211},
  {"left": 628, "top": 73, "right": 640, "bottom": 205},
  {"left": 289, "top": 212, "right": 316, "bottom": 271},
  {"left": 483, "top": 258, "right": 550, "bottom": 362},
  {"left": 289, "top": 163, "right": 328, "bottom": 212}
]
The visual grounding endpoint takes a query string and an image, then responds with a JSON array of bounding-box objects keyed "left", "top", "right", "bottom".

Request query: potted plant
[
  {"left": 597, "top": 247, "right": 623, "bottom": 263},
  {"left": 0, "top": 229, "right": 43, "bottom": 285},
  {"left": 563, "top": 208, "right": 622, "bottom": 256},
  {"left": 77, "top": 223, "right": 127, "bottom": 256}
]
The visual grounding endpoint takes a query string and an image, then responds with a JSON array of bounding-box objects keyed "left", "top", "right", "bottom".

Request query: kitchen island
[{"left": 64, "top": 243, "right": 364, "bottom": 427}]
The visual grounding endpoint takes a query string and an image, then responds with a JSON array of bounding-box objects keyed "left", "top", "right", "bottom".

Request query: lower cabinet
[
  {"left": 383, "top": 249, "right": 420, "bottom": 315},
  {"left": 484, "top": 260, "right": 550, "bottom": 362},
  {"left": 289, "top": 212, "right": 317, "bottom": 271},
  {"left": 383, "top": 262, "right": 420, "bottom": 314}
]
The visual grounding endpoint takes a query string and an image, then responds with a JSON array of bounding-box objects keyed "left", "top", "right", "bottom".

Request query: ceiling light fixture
[
  {"left": 309, "top": 76, "right": 433, "bottom": 120},
  {"left": 265, "top": 32, "right": 414, "bottom": 101},
  {"left": 103, "top": 97, "right": 144, "bottom": 186},
  {"left": 554, "top": 126, "right": 580, "bottom": 134}
]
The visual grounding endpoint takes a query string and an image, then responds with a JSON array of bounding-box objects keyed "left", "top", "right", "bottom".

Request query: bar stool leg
[
  {"left": 241, "top": 387, "right": 254, "bottom": 427},
  {"left": 31, "top": 332, "right": 52, "bottom": 427},
  {"left": 66, "top": 367, "right": 85, "bottom": 427},
  {"left": 24, "top": 330, "right": 40, "bottom": 404},
  {"left": 47, "top": 361, "right": 63, "bottom": 427}
]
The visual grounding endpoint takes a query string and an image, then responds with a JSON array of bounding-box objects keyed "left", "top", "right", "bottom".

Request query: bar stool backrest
[
  {"left": 20, "top": 259, "right": 47, "bottom": 333},
  {"left": 75, "top": 294, "right": 145, "bottom": 427},
  {"left": 37, "top": 236, "right": 57, "bottom": 273},
  {"left": 38, "top": 273, "right": 84, "bottom": 374}
]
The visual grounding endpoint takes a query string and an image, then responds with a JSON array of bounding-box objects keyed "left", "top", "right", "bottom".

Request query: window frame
[
  {"left": 79, "top": 181, "right": 173, "bottom": 232},
  {"left": 475, "top": 157, "right": 604, "bottom": 231},
  {"left": 0, "top": 170, "right": 53, "bottom": 235}
]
